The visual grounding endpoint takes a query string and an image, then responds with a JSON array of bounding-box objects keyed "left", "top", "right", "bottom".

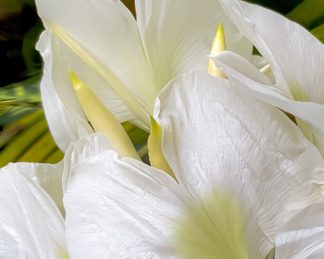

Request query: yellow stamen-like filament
[
  {"left": 69, "top": 71, "right": 141, "bottom": 160},
  {"left": 260, "top": 64, "right": 271, "bottom": 74},
  {"left": 147, "top": 117, "right": 176, "bottom": 179},
  {"left": 208, "top": 24, "right": 226, "bottom": 78}
]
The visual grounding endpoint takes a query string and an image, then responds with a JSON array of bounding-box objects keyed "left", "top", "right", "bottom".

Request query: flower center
[
  {"left": 174, "top": 190, "right": 249, "bottom": 259},
  {"left": 57, "top": 248, "right": 69, "bottom": 259}
]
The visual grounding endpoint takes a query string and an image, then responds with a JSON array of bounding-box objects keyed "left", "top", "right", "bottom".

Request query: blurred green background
[{"left": 0, "top": 0, "right": 323, "bottom": 167}]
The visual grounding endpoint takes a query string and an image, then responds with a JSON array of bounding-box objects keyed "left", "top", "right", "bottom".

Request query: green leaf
[
  {"left": 0, "top": 107, "right": 38, "bottom": 126},
  {"left": 287, "top": 0, "right": 324, "bottom": 28},
  {"left": 312, "top": 23, "right": 324, "bottom": 43},
  {"left": 0, "top": 109, "right": 43, "bottom": 148},
  {"left": 0, "top": 109, "right": 63, "bottom": 166},
  {"left": 0, "top": 75, "right": 41, "bottom": 125},
  {"left": 22, "top": 21, "right": 44, "bottom": 76},
  {"left": 122, "top": 121, "right": 149, "bottom": 147}
]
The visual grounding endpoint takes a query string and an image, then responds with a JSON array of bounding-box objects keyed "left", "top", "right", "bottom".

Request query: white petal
[
  {"left": 135, "top": 0, "right": 252, "bottom": 88},
  {"left": 275, "top": 202, "right": 324, "bottom": 258},
  {"left": 214, "top": 51, "right": 324, "bottom": 154},
  {"left": 12, "top": 161, "right": 65, "bottom": 214},
  {"left": 63, "top": 134, "right": 182, "bottom": 258},
  {"left": 219, "top": 0, "right": 324, "bottom": 102},
  {"left": 62, "top": 133, "right": 113, "bottom": 193},
  {"left": 156, "top": 71, "right": 324, "bottom": 257},
  {"left": 36, "top": 0, "right": 155, "bottom": 127},
  {"left": 37, "top": 30, "right": 93, "bottom": 151},
  {"left": 213, "top": 51, "right": 272, "bottom": 85},
  {"left": 0, "top": 163, "right": 65, "bottom": 258}
]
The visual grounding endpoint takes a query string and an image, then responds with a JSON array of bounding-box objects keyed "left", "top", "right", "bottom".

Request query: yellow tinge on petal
[
  {"left": 57, "top": 249, "right": 69, "bottom": 259},
  {"left": 69, "top": 71, "right": 140, "bottom": 160},
  {"left": 208, "top": 24, "right": 226, "bottom": 78},
  {"left": 50, "top": 24, "right": 149, "bottom": 125},
  {"left": 148, "top": 117, "right": 175, "bottom": 179},
  {"left": 175, "top": 190, "right": 249, "bottom": 259}
]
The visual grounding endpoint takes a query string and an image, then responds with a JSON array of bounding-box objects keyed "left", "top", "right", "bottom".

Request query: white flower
[
  {"left": 212, "top": 0, "right": 324, "bottom": 155},
  {"left": 35, "top": 0, "right": 252, "bottom": 151},
  {"left": 1, "top": 71, "right": 324, "bottom": 258}
]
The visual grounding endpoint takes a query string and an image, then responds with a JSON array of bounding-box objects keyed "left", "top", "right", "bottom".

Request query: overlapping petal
[
  {"left": 61, "top": 70, "right": 324, "bottom": 258},
  {"left": 155, "top": 71, "right": 324, "bottom": 257},
  {"left": 36, "top": 0, "right": 155, "bottom": 131},
  {"left": 35, "top": 0, "right": 253, "bottom": 148},
  {"left": 37, "top": 31, "right": 93, "bottom": 151},
  {"left": 213, "top": 51, "right": 324, "bottom": 130},
  {"left": 0, "top": 163, "right": 64, "bottom": 258},
  {"left": 219, "top": 0, "right": 324, "bottom": 101},
  {"left": 10, "top": 162, "right": 65, "bottom": 213},
  {"left": 275, "top": 202, "right": 324, "bottom": 258},
  {"left": 215, "top": 0, "right": 324, "bottom": 154},
  {"left": 135, "top": 0, "right": 252, "bottom": 88},
  {"left": 64, "top": 135, "right": 182, "bottom": 258},
  {"left": 214, "top": 51, "right": 324, "bottom": 154}
]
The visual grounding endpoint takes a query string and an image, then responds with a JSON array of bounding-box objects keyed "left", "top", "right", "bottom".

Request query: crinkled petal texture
[
  {"left": 215, "top": 0, "right": 324, "bottom": 154},
  {"left": 214, "top": 51, "right": 324, "bottom": 155},
  {"left": 10, "top": 161, "right": 65, "bottom": 213},
  {"left": 63, "top": 135, "right": 249, "bottom": 258},
  {"left": 0, "top": 163, "right": 65, "bottom": 258},
  {"left": 156, "top": 71, "right": 324, "bottom": 257},
  {"left": 64, "top": 72, "right": 324, "bottom": 258},
  {"left": 64, "top": 134, "right": 183, "bottom": 259},
  {"left": 135, "top": 0, "right": 252, "bottom": 88},
  {"left": 275, "top": 202, "right": 324, "bottom": 258},
  {"left": 219, "top": 0, "right": 324, "bottom": 101}
]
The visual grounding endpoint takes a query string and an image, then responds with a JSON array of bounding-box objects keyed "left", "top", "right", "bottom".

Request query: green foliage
[
  {"left": 0, "top": 110, "right": 64, "bottom": 166},
  {"left": 22, "top": 21, "right": 44, "bottom": 76},
  {"left": 312, "top": 24, "right": 324, "bottom": 43},
  {"left": 122, "top": 121, "right": 149, "bottom": 147},
  {"left": 0, "top": 75, "right": 41, "bottom": 125},
  {"left": 287, "top": 0, "right": 324, "bottom": 29},
  {"left": 0, "top": 73, "right": 64, "bottom": 166},
  {"left": 247, "top": 0, "right": 303, "bottom": 13}
]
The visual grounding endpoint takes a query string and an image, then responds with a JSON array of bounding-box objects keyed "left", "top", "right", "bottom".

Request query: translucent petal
[
  {"left": 11, "top": 162, "right": 64, "bottom": 213},
  {"left": 37, "top": 30, "right": 93, "bottom": 151}
]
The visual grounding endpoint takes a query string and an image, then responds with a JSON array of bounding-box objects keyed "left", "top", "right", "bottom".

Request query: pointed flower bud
[
  {"left": 148, "top": 117, "right": 175, "bottom": 179},
  {"left": 69, "top": 71, "right": 140, "bottom": 160},
  {"left": 208, "top": 23, "right": 226, "bottom": 78}
]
